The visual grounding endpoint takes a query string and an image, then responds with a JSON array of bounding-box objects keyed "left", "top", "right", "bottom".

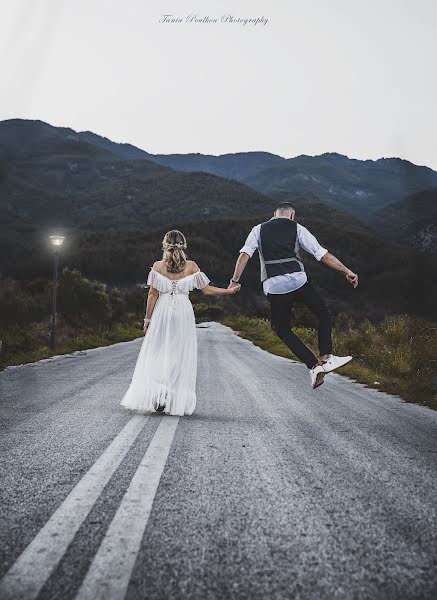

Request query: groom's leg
[
  {"left": 294, "top": 281, "right": 333, "bottom": 357},
  {"left": 267, "top": 292, "right": 319, "bottom": 369}
]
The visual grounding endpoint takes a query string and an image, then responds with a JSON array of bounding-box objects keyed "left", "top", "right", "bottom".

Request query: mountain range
[
  {"left": 1, "top": 118, "right": 435, "bottom": 255},
  {"left": 0, "top": 120, "right": 273, "bottom": 237},
  {"left": 30, "top": 121, "right": 437, "bottom": 220},
  {"left": 1, "top": 117, "right": 437, "bottom": 320}
]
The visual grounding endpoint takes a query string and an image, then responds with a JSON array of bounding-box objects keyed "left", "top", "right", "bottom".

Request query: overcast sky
[{"left": 1, "top": 0, "right": 436, "bottom": 169}]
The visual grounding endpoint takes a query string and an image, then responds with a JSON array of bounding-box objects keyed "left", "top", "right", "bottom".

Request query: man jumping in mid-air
[{"left": 228, "top": 201, "right": 359, "bottom": 389}]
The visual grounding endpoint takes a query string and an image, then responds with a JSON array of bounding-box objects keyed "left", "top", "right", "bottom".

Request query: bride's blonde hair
[{"left": 162, "top": 230, "right": 187, "bottom": 273}]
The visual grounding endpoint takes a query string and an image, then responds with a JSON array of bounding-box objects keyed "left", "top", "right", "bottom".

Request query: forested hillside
[
  {"left": 3, "top": 119, "right": 437, "bottom": 227},
  {"left": 0, "top": 152, "right": 272, "bottom": 239},
  {"left": 2, "top": 203, "right": 436, "bottom": 322},
  {"left": 371, "top": 188, "right": 437, "bottom": 255}
]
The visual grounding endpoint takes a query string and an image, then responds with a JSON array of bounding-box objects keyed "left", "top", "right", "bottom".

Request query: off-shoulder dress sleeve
[
  {"left": 147, "top": 268, "right": 160, "bottom": 289},
  {"left": 194, "top": 271, "right": 210, "bottom": 289}
]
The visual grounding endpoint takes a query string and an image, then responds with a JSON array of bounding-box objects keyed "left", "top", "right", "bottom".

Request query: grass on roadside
[
  {"left": 222, "top": 314, "right": 437, "bottom": 410},
  {"left": 0, "top": 322, "right": 142, "bottom": 370}
]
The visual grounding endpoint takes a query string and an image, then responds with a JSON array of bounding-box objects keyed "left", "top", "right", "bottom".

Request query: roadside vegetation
[{"left": 222, "top": 314, "right": 437, "bottom": 410}]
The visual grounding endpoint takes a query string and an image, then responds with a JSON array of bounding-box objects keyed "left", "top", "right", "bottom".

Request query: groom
[{"left": 228, "top": 202, "right": 358, "bottom": 389}]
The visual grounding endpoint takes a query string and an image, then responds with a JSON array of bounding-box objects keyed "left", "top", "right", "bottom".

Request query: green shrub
[{"left": 193, "top": 302, "right": 224, "bottom": 322}]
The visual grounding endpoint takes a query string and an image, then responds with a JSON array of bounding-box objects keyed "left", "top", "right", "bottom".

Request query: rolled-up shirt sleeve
[
  {"left": 297, "top": 224, "right": 328, "bottom": 261},
  {"left": 239, "top": 225, "right": 260, "bottom": 257}
]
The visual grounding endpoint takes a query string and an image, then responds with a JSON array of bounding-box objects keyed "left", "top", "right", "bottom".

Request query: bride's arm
[
  {"left": 200, "top": 284, "right": 240, "bottom": 296},
  {"left": 143, "top": 286, "right": 159, "bottom": 332},
  {"left": 189, "top": 261, "right": 240, "bottom": 295}
]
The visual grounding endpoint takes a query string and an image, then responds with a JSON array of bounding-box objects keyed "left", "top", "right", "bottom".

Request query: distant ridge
[
  {"left": 0, "top": 119, "right": 274, "bottom": 236},
  {"left": 2, "top": 118, "right": 437, "bottom": 255}
]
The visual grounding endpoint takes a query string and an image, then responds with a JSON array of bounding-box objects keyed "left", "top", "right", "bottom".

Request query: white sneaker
[
  {"left": 309, "top": 364, "right": 325, "bottom": 389},
  {"left": 322, "top": 354, "right": 352, "bottom": 373}
]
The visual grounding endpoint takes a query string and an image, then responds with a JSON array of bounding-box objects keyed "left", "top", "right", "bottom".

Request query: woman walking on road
[{"left": 120, "top": 229, "right": 240, "bottom": 416}]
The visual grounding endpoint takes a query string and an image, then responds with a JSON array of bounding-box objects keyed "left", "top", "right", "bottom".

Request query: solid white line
[
  {"left": 0, "top": 414, "right": 149, "bottom": 600},
  {"left": 75, "top": 416, "right": 180, "bottom": 600}
]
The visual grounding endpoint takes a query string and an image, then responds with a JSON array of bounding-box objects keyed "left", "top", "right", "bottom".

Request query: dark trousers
[{"left": 267, "top": 281, "right": 333, "bottom": 369}]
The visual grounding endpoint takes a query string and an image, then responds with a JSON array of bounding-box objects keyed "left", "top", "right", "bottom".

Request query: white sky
[{"left": 1, "top": 0, "right": 437, "bottom": 169}]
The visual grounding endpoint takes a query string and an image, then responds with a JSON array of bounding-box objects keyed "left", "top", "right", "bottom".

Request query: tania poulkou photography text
[
  {"left": 0, "top": 1, "right": 437, "bottom": 599},
  {"left": 158, "top": 13, "right": 269, "bottom": 26}
]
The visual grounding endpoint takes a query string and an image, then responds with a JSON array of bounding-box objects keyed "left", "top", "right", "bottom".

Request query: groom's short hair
[{"left": 275, "top": 201, "right": 296, "bottom": 213}]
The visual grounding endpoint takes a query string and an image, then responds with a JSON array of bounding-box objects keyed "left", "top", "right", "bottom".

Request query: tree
[{"left": 58, "top": 267, "right": 111, "bottom": 326}]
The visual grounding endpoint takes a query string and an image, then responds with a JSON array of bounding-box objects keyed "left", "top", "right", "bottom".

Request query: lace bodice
[{"left": 147, "top": 268, "right": 210, "bottom": 294}]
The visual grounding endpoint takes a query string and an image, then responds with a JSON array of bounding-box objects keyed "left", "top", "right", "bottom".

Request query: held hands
[
  {"left": 345, "top": 270, "right": 359, "bottom": 288},
  {"left": 227, "top": 280, "right": 241, "bottom": 294},
  {"left": 227, "top": 283, "right": 241, "bottom": 294}
]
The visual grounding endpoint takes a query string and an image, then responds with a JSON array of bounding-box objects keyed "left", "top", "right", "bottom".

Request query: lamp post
[{"left": 48, "top": 235, "right": 65, "bottom": 350}]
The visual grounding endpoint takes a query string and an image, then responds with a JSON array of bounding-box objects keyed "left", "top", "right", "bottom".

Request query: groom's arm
[
  {"left": 228, "top": 225, "right": 260, "bottom": 287},
  {"left": 298, "top": 224, "right": 358, "bottom": 288},
  {"left": 230, "top": 252, "right": 250, "bottom": 284}
]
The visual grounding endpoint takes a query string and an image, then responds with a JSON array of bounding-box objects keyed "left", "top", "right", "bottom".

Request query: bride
[{"left": 120, "top": 229, "right": 241, "bottom": 416}]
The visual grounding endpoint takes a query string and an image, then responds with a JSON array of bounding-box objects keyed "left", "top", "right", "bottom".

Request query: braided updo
[{"left": 162, "top": 230, "right": 187, "bottom": 273}]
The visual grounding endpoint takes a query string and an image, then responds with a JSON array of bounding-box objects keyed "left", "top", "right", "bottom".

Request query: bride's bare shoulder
[
  {"left": 187, "top": 260, "right": 200, "bottom": 274},
  {"left": 152, "top": 260, "right": 198, "bottom": 276},
  {"left": 152, "top": 260, "right": 165, "bottom": 273}
]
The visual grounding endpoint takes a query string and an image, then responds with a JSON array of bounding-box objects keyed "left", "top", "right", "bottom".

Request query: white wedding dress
[{"left": 120, "top": 267, "right": 210, "bottom": 416}]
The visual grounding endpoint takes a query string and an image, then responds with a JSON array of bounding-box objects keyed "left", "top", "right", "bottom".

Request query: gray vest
[{"left": 258, "top": 218, "right": 304, "bottom": 282}]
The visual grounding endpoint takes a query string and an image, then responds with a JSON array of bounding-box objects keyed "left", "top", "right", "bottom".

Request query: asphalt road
[{"left": 0, "top": 322, "right": 436, "bottom": 600}]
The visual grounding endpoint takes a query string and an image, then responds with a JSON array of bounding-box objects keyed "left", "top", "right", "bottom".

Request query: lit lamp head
[{"left": 49, "top": 235, "right": 65, "bottom": 248}]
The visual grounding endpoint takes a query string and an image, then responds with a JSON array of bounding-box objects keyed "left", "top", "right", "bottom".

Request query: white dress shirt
[{"left": 239, "top": 216, "right": 328, "bottom": 295}]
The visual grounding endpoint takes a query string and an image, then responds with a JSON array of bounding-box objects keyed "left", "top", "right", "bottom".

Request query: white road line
[
  {"left": 0, "top": 414, "right": 149, "bottom": 600},
  {"left": 75, "top": 416, "right": 180, "bottom": 600}
]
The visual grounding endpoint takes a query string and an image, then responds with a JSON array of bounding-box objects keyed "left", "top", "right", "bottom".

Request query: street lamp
[{"left": 48, "top": 235, "right": 65, "bottom": 350}]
